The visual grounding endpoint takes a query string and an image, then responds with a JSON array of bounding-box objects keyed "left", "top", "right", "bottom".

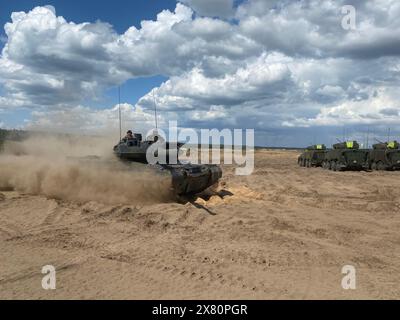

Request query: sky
[{"left": 0, "top": 0, "right": 400, "bottom": 147}]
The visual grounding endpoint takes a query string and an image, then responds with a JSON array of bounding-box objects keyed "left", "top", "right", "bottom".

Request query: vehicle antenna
[
  {"left": 363, "top": 132, "right": 365, "bottom": 149},
  {"left": 152, "top": 90, "right": 158, "bottom": 130},
  {"left": 118, "top": 86, "right": 122, "bottom": 141},
  {"left": 373, "top": 127, "right": 377, "bottom": 144}
]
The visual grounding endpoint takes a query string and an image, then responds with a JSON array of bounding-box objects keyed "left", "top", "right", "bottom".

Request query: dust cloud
[{"left": 0, "top": 134, "right": 173, "bottom": 204}]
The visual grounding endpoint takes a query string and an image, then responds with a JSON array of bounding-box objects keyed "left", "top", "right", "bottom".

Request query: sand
[{"left": 1, "top": 149, "right": 400, "bottom": 299}]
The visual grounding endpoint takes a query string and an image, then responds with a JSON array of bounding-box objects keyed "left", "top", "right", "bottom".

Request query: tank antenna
[
  {"left": 118, "top": 86, "right": 122, "bottom": 141},
  {"left": 152, "top": 90, "right": 158, "bottom": 130},
  {"left": 388, "top": 127, "right": 391, "bottom": 142},
  {"left": 362, "top": 132, "right": 365, "bottom": 149},
  {"left": 373, "top": 128, "right": 375, "bottom": 143}
]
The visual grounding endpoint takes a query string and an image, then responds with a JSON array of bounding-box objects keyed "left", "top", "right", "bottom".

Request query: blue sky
[
  {"left": 0, "top": 0, "right": 174, "bottom": 123},
  {"left": 0, "top": 0, "right": 176, "bottom": 36},
  {"left": 0, "top": 1, "right": 399, "bottom": 146}
]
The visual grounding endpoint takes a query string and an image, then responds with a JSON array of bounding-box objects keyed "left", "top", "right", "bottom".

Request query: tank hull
[
  {"left": 113, "top": 139, "right": 222, "bottom": 195},
  {"left": 298, "top": 150, "right": 326, "bottom": 167},
  {"left": 324, "top": 149, "right": 369, "bottom": 171},
  {"left": 159, "top": 164, "right": 222, "bottom": 195},
  {"left": 368, "top": 149, "right": 400, "bottom": 170}
]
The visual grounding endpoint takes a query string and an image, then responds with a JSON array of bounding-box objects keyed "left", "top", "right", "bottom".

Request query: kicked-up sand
[{"left": 1, "top": 148, "right": 400, "bottom": 299}]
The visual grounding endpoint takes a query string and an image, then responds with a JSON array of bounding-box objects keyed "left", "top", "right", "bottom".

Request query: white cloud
[
  {"left": 138, "top": 54, "right": 294, "bottom": 109},
  {"left": 283, "top": 87, "right": 400, "bottom": 127},
  {"left": 191, "top": 105, "right": 228, "bottom": 121},
  {"left": 180, "top": 0, "right": 235, "bottom": 18},
  {"left": 0, "top": 4, "right": 260, "bottom": 109},
  {"left": 237, "top": 0, "right": 400, "bottom": 59},
  {"left": 26, "top": 103, "right": 158, "bottom": 134},
  {"left": 0, "top": 1, "right": 400, "bottom": 145}
]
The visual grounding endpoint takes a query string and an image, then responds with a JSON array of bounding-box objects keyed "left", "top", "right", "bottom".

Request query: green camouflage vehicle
[
  {"left": 298, "top": 144, "right": 327, "bottom": 167},
  {"left": 113, "top": 132, "right": 222, "bottom": 195},
  {"left": 322, "top": 141, "right": 368, "bottom": 171},
  {"left": 368, "top": 141, "right": 400, "bottom": 170}
]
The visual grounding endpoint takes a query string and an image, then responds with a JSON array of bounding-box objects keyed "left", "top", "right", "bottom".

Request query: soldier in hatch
[{"left": 123, "top": 130, "right": 134, "bottom": 141}]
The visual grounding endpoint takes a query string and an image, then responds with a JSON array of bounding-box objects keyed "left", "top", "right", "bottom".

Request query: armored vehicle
[
  {"left": 298, "top": 144, "right": 327, "bottom": 167},
  {"left": 113, "top": 132, "right": 222, "bottom": 195},
  {"left": 114, "top": 133, "right": 147, "bottom": 162},
  {"left": 322, "top": 141, "right": 368, "bottom": 171},
  {"left": 368, "top": 141, "right": 400, "bottom": 170}
]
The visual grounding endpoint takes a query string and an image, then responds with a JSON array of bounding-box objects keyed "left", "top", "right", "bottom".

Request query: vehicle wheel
[
  {"left": 371, "top": 162, "right": 377, "bottom": 170},
  {"left": 332, "top": 161, "right": 337, "bottom": 171},
  {"left": 306, "top": 159, "right": 311, "bottom": 168},
  {"left": 335, "top": 162, "right": 342, "bottom": 171},
  {"left": 301, "top": 159, "right": 306, "bottom": 167},
  {"left": 328, "top": 161, "right": 333, "bottom": 170},
  {"left": 322, "top": 161, "right": 326, "bottom": 169},
  {"left": 377, "top": 161, "right": 386, "bottom": 171}
]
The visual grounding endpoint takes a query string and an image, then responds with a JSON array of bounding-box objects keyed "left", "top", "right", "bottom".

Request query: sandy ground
[{"left": 1, "top": 149, "right": 400, "bottom": 299}]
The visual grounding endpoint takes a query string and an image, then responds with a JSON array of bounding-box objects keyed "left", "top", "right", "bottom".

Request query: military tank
[
  {"left": 322, "top": 141, "right": 369, "bottom": 171},
  {"left": 298, "top": 144, "right": 327, "bottom": 167},
  {"left": 368, "top": 141, "right": 400, "bottom": 171},
  {"left": 113, "top": 132, "right": 222, "bottom": 195}
]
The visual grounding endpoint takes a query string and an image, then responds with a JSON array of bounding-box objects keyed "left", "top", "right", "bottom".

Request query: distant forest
[{"left": 0, "top": 128, "right": 303, "bottom": 151}]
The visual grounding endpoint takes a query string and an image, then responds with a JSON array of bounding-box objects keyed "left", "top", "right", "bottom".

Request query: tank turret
[
  {"left": 373, "top": 141, "right": 399, "bottom": 150},
  {"left": 333, "top": 141, "right": 359, "bottom": 150},
  {"left": 306, "top": 144, "right": 326, "bottom": 151},
  {"left": 113, "top": 131, "right": 222, "bottom": 196}
]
